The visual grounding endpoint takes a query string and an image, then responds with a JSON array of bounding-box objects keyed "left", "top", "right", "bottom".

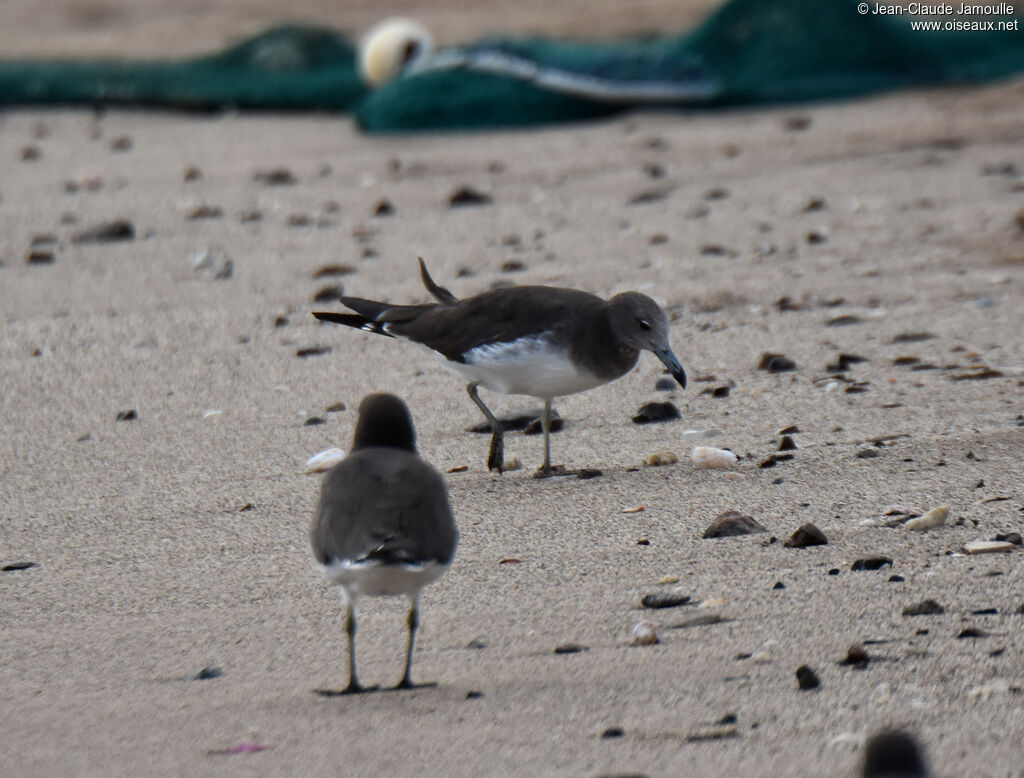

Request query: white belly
[
  {"left": 319, "top": 559, "right": 449, "bottom": 601},
  {"left": 444, "top": 335, "right": 605, "bottom": 399}
]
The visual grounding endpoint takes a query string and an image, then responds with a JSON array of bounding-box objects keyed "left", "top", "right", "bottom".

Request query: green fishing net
[{"left": 1, "top": 0, "right": 1021, "bottom": 131}]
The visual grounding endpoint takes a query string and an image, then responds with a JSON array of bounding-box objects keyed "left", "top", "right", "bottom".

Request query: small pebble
[
  {"left": 187, "top": 666, "right": 222, "bottom": 681},
  {"left": 902, "top": 599, "right": 945, "bottom": 616},
  {"left": 862, "top": 730, "right": 927, "bottom": 778},
  {"left": 654, "top": 377, "right": 676, "bottom": 391},
  {"left": 296, "top": 346, "right": 332, "bottom": 358},
  {"left": 795, "top": 665, "right": 820, "bottom": 690},
  {"left": 449, "top": 186, "right": 491, "bottom": 207},
  {"left": 253, "top": 168, "right": 296, "bottom": 186},
  {"left": 903, "top": 505, "right": 948, "bottom": 531},
  {"left": 646, "top": 450, "right": 678, "bottom": 466},
  {"left": 629, "top": 621, "right": 660, "bottom": 645},
  {"left": 994, "top": 532, "right": 1022, "bottom": 545},
  {"left": 964, "top": 540, "right": 1015, "bottom": 554},
  {"left": 703, "top": 510, "right": 767, "bottom": 538},
  {"left": 758, "top": 353, "right": 797, "bottom": 372},
  {"left": 576, "top": 468, "right": 602, "bottom": 480},
  {"left": 784, "top": 523, "right": 828, "bottom": 548},
  {"left": 553, "top": 643, "right": 588, "bottom": 655},
  {"left": 841, "top": 644, "right": 869, "bottom": 668},
  {"left": 851, "top": 556, "right": 892, "bottom": 571},
  {"left": 115, "top": 409, "right": 137, "bottom": 422},
  {"left": 1, "top": 562, "right": 37, "bottom": 572},
  {"left": 632, "top": 401, "right": 681, "bottom": 425},
  {"left": 72, "top": 220, "right": 135, "bottom": 244},
  {"left": 640, "top": 591, "right": 690, "bottom": 609}
]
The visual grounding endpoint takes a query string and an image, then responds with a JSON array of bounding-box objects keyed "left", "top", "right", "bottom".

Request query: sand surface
[{"left": 2, "top": 2, "right": 1024, "bottom": 776}]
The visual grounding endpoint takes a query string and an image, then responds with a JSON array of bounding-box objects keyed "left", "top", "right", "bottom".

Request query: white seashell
[
  {"left": 630, "top": 621, "right": 660, "bottom": 646},
  {"left": 904, "top": 505, "right": 949, "bottom": 531},
  {"left": 305, "top": 447, "right": 346, "bottom": 473},
  {"left": 191, "top": 249, "right": 214, "bottom": 270},
  {"left": 699, "top": 596, "right": 725, "bottom": 609},
  {"left": 359, "top": 18, "right": 434, "bottom": 87},
  {"left": 202, "top": 409, "right": 223, "bottom": 418},
  {"left": 964, "top": 539, "right": 1015, "bottom": 555},
  {"left": 691, "top": 446, "right": 737, "bottom": 469}
]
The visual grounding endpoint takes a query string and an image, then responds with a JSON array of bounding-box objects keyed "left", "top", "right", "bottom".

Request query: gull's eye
[{"left": 638, "top": 319, "right": 651, "bottom": 331}]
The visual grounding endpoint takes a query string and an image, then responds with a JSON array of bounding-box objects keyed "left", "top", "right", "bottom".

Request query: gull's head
[
  {"left": 352, "top": 393, "right": 417, "bottom": 452},
  {"left": 359, "top": 17, "right": 434, "bottom": 87},
  {"left": 608, "top": 292, "right": 686, "bottom": 389}
]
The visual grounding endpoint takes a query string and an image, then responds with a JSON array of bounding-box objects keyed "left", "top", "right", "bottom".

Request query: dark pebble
[
  {"left": 703, "top": 510, "right": 768, "bottom": 538},
  {"left": 890, "top": 332, "right": 936, "bottom": 344},
  {"left": 326, "top": 402, "right": 346, "bottom": 413},
  {"left": 803, "top": 198, "right": 826, "bottom": 212},
  {"left": 778, "top": 435, "right": 797, "bottom": 451},
  {"left": 273, "top": 315, "right": 289, "bottom": 328},
  {"left": 888, "top": 575, "right": 905, "bottom": 583},
  {"left": 628, "top": 189, "right": 671, "bottom": 205},
  {"left": 826, "top": 314, "right": 861, "bottom": 327},
  {"left": 827, "top": 568, "right": 840, "bottom": 576},
  {"left": 187, "top": 205, "right": 223, "bottom": 220},
  {"left": 827, "top": 353, "right": 867, "bottom": 371},
  {"left": 296, "top": 346, "right": 332, "bottom": 358},
  {"left": 971, "top": 607, "right": 998, "bottom": 615},
  {"left": 851, "top": 556, "right": 892, "bottom": 571},
  {"left": 995, "top": 532, "right": 1022, "bottom": 545},
  {"left": 449, "top": 186, "right": 491, "bottom": 207},
  {"left": 631, "top": 401, "right": 681, "bottom": 425},
  {"left": 214, "top": 260, "right": 233, "bottom": 280},
  {"left": 187, "top": 666, "right": 222, "bottom": 681},
  {"left": 784, "top": 523, "right": 828, "bottom": 548},
  {"left": 466, "top": 639, "right": 486, "bottom": 649},
  {"left": 287, "top": 214, "right": 312, "bottom": 227},
  {"left": 856, "top": 449, "right": 880, "bottom": 459},
  {"left": 654, "top": 377, "right": 676, "bottom": 391},
  {"left": 253, "top": 168, "right": 296, "bottom": 186},
  {"left": 795, "top": 665, "right": 820, "bottom": 690},
  {"left": 304, "top": 417, "right": 325, "bottom": 426},
  {"left": 862, "top": 730, "right": 927, "bottom": 778},
  {"left": 374, "top": 199, "right": 394, "bottom": 216},
  {"left": 1, "top": 562, "right": 37, "bottom": 572},
  {"left": 758, "top": 353, "right": 797, "bottom": 372},
  {"left": 667, "top": 614, "right": 726, "bottom": 630},
  {"left": 312, "top": 285, "right": 344, "bottom": 303},
  {"left": 72, "top": 220, "right": 135, "bottom": 244},
  {"left": 641, "top": 592, "right": 691, "bottom": 609},
  {"left": 466, "top": 690, "right": 484, "bottom": 699},
  {"left": 26, "top": 250, "right": 55, "bottom": 265},
  {"left": 601, "top": 727, "right": 625, "bottom": 739},
  {"left": 312, "top": 263, "right": 356, "bottom": 278},
  {"left": 554, "top": 643, "right": 588, "bottom": 655},
  {"left": 772, "top": 581, "right": 786, "bottom": 590},
  {"left": 576, "top": 468, "right": 603, "bottom": 480},
  {"left": 841, "top": 644, "right": 869, "bottom": 668},
  {"left": 183, "top": 166, "right": 202, "bottom": 181},
  {"left": 715, "top": 713, "right": 738, "bottom": 725},
  {"left": 115, "top": 409, "right": 137, "bottom": 422},
  {"left": 501, "top": 260, "right": 526, "bottom": 273},
  {"left": 778, "top": 425, "right": 800, "bottom": 434},
  {"left": 902, "top": 599, "right": 944, "bottom": 616},
  {"left": 759, "top": 453, "right": 794, "bottom": 468},
  {"left": 957, "top": 627, "right": 986, "bottom": 639}
]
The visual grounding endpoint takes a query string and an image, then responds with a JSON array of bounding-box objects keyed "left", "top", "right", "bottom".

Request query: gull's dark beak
[{"left": 652, "top": 346, "right": 686, "bottom": 389}]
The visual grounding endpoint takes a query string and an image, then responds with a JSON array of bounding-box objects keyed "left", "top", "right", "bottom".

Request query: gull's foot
[
  {"left": 487, "top": 432, "right": 505, "bottom": 473},
  {"left": 533, "top": 464, "right": 572, "bottom": 479},
  {"left": 394, "top": 678, "right": 438, "bottom": 691},
  {"left": 314, "top": 682, "right": 379, "bottom": 697}
]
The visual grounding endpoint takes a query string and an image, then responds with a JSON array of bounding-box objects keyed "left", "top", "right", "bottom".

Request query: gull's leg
[
  {"left": 342, "top": 596, "right": 368, "bottom": 694},
  {"left": 536, "top": 399, "right": 554, "bottom": 477},
  {"left": 396, "top": 594, "right": 420, "bottom": 689},
  {"left": 467, "top": 382, "right": 504, "bottom": 472}
]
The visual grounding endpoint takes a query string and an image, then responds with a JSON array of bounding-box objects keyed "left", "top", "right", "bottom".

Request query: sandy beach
[{"left": 2, "top": 2, "right": 1023, "bottom": 776}]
